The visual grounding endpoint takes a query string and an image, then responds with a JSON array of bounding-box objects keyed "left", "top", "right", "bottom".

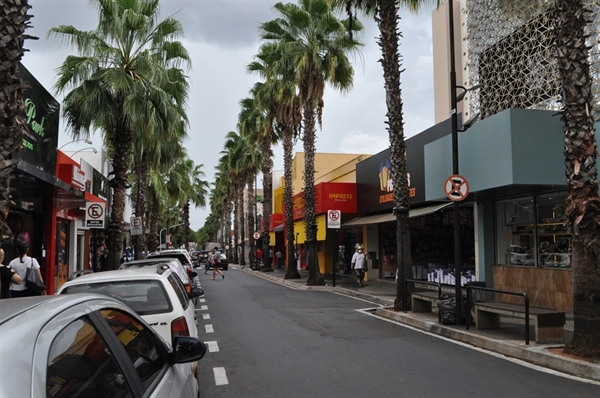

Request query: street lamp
[
  {"left": 59, "top": 138, "right": 92, "bottom": 149},
  {"left": 69, "top": 147, "right": 98, "bottom": 157},
  {"left": 159, "top": 223, "right": 184, "bottom": 251}
]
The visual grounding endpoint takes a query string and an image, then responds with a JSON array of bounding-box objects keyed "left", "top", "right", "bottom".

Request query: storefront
[{"left": 290, "top": 182, "right": 357, "bottom": 273}]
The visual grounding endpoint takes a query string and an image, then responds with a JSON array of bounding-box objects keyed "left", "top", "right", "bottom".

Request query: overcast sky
[{"left": 23, "top": 0, "right": 438, "bottom": 230}]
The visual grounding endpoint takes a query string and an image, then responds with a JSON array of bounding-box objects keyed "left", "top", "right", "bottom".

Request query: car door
[{"left": 33, "top": 299, "right": 197, "bottom": 398}]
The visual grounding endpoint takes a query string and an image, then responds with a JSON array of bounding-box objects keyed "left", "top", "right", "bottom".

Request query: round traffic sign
[
  {"left": 87, "top": 203, "right": 104, "bottom": 219},
  {"left": 253, "top": 232, "right": 260, "bottom": 240},
  {"left": 444, "top": 174, "right": 469, "bottom": 201}
]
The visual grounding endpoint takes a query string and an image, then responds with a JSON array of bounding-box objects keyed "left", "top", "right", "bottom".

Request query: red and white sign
[
  {"left": 85, "top": 202, "right": 105, "bottom": 228},
  {"left": 327, "top": 210, "right": 341, "bottom": 229},
  {"left": 444, "top": 174, "right": 469, "bottom": 202}
]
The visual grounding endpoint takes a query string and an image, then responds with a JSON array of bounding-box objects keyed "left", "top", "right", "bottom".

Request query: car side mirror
[
  {"left": 189, "top": 287, "right": 204, "bottom": 299},
  {"left": 172, "top": 337, "right": 207, "bottom": 363}
]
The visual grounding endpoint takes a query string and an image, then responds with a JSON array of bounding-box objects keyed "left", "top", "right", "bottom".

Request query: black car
[
  {"left": 205, "top": 253, "right": 229, "bottom": 271},
  {"left": 197, "top": 250, "right": 211, "bottom": 265}
]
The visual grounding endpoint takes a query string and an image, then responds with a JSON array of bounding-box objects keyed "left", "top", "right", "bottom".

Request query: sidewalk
[{"left": 235, "top": 264, "right": 600, "bottom": 383}]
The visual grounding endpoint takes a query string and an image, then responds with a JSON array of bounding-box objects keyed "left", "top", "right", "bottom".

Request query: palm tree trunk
[
  {"left": 239, "top": 182, "right": 246, "bottom": 266},
  {"left": 376, "top": 0, "right": 412, "bottom": 309},
  {"left": 260, "top": 136, "right": 274, "bottom": 272},
  {"left": 148, "top": 197, "right": 160, "bottom": 253},
  {"left": 133, "top": 155, "right": 149, "bottom": 259},
  {"left": 0, "top": 0, "right": 35, "bottom": 241},
  {"left": 247, "top": 176, "right": 256, "bottom": 262},
  {"left": 283, "top": 123, "right": 300, "bottom": 279},
  {"left": 107, "top": 117, "right": 133, "bottom": 270},
  {"left": 555, "top": 0, "right": 600, "bottom": 358},
  {"left": 302, "top": 100, "right": 324, "bottom": 286},
  {"left": 183, "top": 201, "right": 190, "bottom": 251},
  {"left": 233, "top": 182, "right": 240, "bottom": 264}
]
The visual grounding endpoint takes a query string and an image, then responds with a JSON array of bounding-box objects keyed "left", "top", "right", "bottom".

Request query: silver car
[{"left": 0, "top": 294, "right": 206, "bottom": 397}]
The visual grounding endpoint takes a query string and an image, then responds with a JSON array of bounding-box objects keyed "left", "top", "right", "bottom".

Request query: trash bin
[{"left": 437, "top": 294, "right": 468, "bottom": 325}]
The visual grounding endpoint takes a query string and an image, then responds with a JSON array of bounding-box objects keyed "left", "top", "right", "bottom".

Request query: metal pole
[
  {"left": 332, "top": 229, "right": 337, "bottom": 287},
  {"left": 448, "top": 0, "right": 463, "bottom": 325}
]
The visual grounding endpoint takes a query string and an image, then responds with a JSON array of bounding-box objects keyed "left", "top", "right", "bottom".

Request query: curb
[{"left": 237, "top": 266, "right": 600, "bottom": 382}]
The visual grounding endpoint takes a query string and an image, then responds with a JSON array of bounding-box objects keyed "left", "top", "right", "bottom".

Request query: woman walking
[
  {"left": 9, "top": 240, "right": 45, "bottom": 297},
  {"left": 211, "top": 248, "right": 224, "bottom": 280}
]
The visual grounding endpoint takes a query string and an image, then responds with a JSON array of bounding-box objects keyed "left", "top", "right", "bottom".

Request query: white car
[
  {"left": 0, "top": 294, "right": 206, "bottom": 398},
  {"left": 59, "top": 264, "right": 203, "bottom": 346}
]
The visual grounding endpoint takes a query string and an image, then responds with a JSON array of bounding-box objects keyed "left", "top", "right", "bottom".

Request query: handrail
[
  {"left": 403, "top": 279, "right": 442, "bottom": 321},
  {"left": 466, "top": 286, "right": 530, "bottom": 345}
]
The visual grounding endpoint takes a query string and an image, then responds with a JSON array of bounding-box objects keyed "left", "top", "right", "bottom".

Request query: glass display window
[{"left": 495, "top": 192, "right": 571, "bottom": 268}]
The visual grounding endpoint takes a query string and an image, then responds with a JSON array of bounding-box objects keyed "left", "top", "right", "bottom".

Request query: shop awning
[{"left": 342, "top": 203, "right": 453, "bottom": 227}]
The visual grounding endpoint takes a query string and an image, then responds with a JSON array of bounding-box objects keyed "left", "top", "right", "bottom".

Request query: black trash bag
[{"left": 437, "top": 294, "right": 468, "bottom": 325}]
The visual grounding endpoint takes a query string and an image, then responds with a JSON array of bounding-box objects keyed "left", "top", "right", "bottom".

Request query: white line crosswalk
[{"left": 213, "top": 367, "right": 229, "bottom": 386}]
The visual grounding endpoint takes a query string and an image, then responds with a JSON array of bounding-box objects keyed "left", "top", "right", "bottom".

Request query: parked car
[
  {"left": 60, "top": 264, "right": 203, "bottom": 346},
  {"left": 147, "top": 249, "right": 196, "bottom": 274},
  {"left": 120, "top": 257, "right": 199, "bottom": 303},
  {"left": 0, "top": 294, "right": 206, "bottom": 398},
  {"left": 205, "top": 252, "right": 229, "bottom": 271}
]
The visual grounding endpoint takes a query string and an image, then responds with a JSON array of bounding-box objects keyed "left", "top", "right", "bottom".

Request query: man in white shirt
[{"left": 351, "top": 246, "right": 368, "bottom": 288}]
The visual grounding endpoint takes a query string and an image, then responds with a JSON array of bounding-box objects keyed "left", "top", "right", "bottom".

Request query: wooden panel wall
[{"left": 492, "top": 265, "right": 573, "bottom": 312}]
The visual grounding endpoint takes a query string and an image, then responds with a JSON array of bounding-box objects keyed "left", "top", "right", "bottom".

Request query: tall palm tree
[
  {"left": 50, "top": 0, "right": 190, "bottom": 269},
  {"left": 237, "top": 97, "right": 264, "bottom": 264},
  {"left": 0, "top": 0, "right": 36, "bottom": 241},
  {"left": 248, "top": 43, "right": 302, "bottom": 279},
  {"left": 553, "top": 0, "right": 600, "bottom": 358},
  {"left": 331, "top": 0, "right": 439, "bottom": 306},
  {"left": 260, "top": 0, "right": 363, "bottom": 285}
]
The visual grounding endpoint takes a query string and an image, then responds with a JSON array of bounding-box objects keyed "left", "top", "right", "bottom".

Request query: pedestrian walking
[
  {"left": 9, "top": 239, "right": 45, "bottom": 297},
  {"left": 211, "top": 248, "right": 225, "bottom": 280},
  {"left": 98, "top": 248, "right": 109, "bottom": 271},
  {"left": 0, "top": 248, "right": 21, "bottom": 298},
  {"left": 351, "top": 245, "right": 368, "bottom": 288},
  {"left": 276, "top": 250, "right": 283, "bottom": 268}
]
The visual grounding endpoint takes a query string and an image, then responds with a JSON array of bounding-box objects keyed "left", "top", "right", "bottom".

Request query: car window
[
  {"left": 99, "top": 309, "right": 167, "bottom": 390},
  {"left": 167, "top": 274, "right": 189, "bottom": 310},
  {"left": 62, "top": 281, "right": 173, "bottom": 316},
  {"left": 46, "top": 317, "right": 133, "bottom": 398}
]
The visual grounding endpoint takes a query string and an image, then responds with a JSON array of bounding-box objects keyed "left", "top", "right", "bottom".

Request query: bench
[
  {"left": 411, "top": 290, "right": 440, "bottom": 313},
  {"left": 474, "top": 301, "right": 565, "bottom": 344}
]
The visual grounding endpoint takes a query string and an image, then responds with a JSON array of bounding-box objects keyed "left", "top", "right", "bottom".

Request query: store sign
[
  {"left": 85, "top": 202, "right": 105, "bottom": 228},
  {"left": 71, "top": 166, "right": 86, "bottom": 191},
  {"left": 16, "top": 64, "right": 60, "bottom": 172}
]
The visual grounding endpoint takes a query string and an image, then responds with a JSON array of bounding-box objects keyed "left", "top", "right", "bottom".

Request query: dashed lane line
[
  {"left": 205, "top": 324, "right": 214, "bottom": 333},
  {"left": 205, "top": 341, "right": 219, "bottom": 352},
  {"left": 202, "top": 313, "right": 210, "bottom": 320},
  {"left": 213, "top": 367, "right": 229, "bottom": 386}
]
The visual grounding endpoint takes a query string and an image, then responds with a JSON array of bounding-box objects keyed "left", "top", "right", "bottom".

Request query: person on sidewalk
[
  {"left": 351, "top": 246, "right": 368, "bottom": 288},
  {"left": 275, "top": 250, "right": 283, "bottom": 268},
  {"left": 211, "top": 248, "right": 225, "bottom": 280}
]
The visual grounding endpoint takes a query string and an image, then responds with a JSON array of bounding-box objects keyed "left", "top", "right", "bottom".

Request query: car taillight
[
  {"left": 171, "top": 316, "right": 190, "bottom": 340},
  {"left": 184, "top": 283, "right": 192, "bottom": 295},
  {"left": 186, "top": 268, "right": 192, "bottom": 275}
]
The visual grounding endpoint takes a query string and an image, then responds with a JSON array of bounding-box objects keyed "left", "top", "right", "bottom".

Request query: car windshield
[{"left": 62, "top": 280, "right": 172, "bottom": 315}]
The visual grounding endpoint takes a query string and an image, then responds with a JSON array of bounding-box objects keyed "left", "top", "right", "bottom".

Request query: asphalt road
[{"left": 195, "top": 267, "right": 599, "bottom": 397}]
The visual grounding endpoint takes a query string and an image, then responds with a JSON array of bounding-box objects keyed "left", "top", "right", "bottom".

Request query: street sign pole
[{"left": 327, "top": 210, "right": 341, "bottom": 287}]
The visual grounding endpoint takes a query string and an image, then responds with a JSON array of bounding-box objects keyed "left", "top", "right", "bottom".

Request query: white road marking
[
  {"left": 205, "top": 341, "right": 219, "bottom": 352},
  {"left": 205, "top": 324, "right": 214, "bottom": 333},
  {"left": 213, "top": 367, "right": 229, "bottom": 386},
  {"left": 199, "top": 298, "right": 206, "bottom": 303},
  {"left": 202, "top": 313, "right": 211, "bottom": 320},
  {"left": 198, "top": 305, "right": 208, "bottom": 310}
]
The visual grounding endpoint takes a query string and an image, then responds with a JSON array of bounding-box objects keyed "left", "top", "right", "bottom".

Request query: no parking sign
[
  {"left": 327, "top": 210, "right": 341, "bottom": 229},
  {"left": 85, "top": 202, "right": 106, "bottom": 228}
]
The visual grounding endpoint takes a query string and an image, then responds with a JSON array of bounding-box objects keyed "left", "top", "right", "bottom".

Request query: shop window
[{"left": 496, "top": 193, "right": 571, "bottom": 267}]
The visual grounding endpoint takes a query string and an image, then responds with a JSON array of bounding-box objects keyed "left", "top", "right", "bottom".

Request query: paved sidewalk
[{"left": 234, "top": 264, "right": 600, "bottom": 383}]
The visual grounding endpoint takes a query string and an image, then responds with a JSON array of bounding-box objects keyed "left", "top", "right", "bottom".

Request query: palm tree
[
  {"left": 260, "top": 0, "right": 363, "bottom": 285},
  {"left": 553, "top": 0, "right": 600, "bottom": 358},
  {"left": 248, "top": 42, "right": 302, "bottom": 279},
  {"left": 331, "top": 0, "right": 438, "bottom": 306},
  {"left": 50, "top": 0, "right": 191, "bottom": 269},
  {"left": 0, "top": 0, "right": 36, "bottom": 241}
]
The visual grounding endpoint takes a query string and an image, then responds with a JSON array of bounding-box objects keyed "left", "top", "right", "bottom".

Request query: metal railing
[{"left": 466, "top": 286, "right": 531, "bottom": 345}]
